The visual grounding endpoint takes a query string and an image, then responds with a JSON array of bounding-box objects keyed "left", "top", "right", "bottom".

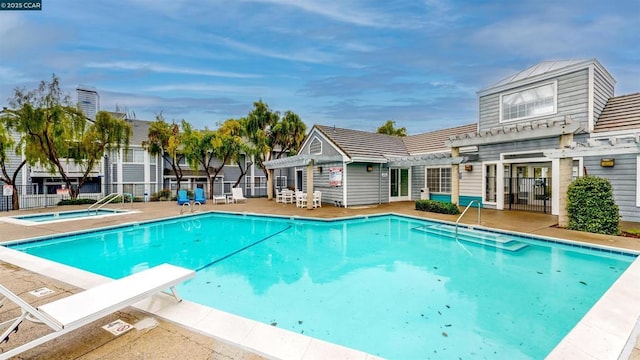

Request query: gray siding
[
  {"left": 300, "top": 133, "right": 343, "bottom": 157},
  {"left": 122, "top": 164, "right": 145, "bottom": 182},
  {"left": 411, "top": 165, "right": 425, "bottom": 200},
  {"left": 460, "top": 162, "right": 482, "bottom": 197},
  {"left": 312, "top": 162, "right": 343, "bottom": 205},
  {"left": 479, "top": 69, "right": 590, "bottom": 131},
  {"left": 583, "top": 154, "right": 639, "bottom": 223},
  {"left": 346, "top": 163, "right": 388, "bottom": 206},
  {"left": 477, "top": 137, "right": 559, "bottom": 161},
  {"left": 150, "top": 165, "right": 157, "bottom": 182},
  {"left": 593, "top": 67, "right": 615, "bottom": 123}
]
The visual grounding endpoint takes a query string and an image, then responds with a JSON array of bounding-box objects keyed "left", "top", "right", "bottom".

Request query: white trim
[
  {"left": 587, "top": 65, "right": 595, "bottom": 132},
  {"left": 342, "top": 163, "right": 348, "bottom": 207},
  {"left": 308, "top": 136, "right": 323, "bottom": 155},
  {"left": 552, "top": 158, "right": 560, "bottom": 215},
  {"left": 499, "top": 80, "right": 558, "bottom": 123},
  {"left": 637, "top": 155, "right": 640, "bottom": 207},
  {"left": 388, "top": 167, "right": 412, "bottom": 202},
  {"left": 299, "top": 128, "right": 349, "bottom": 159},
  {"left": 482, "top": 161, "right": 499, "bottom": 206}
]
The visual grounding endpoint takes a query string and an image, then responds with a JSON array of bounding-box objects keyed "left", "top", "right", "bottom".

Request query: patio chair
[
  {"left": 231, "top": 188, "right": 247, "bottom": 203},
  {"left": 275, "top": 189, "right": 283, "bottom": 203},
  {"left": 194, "top": 188, "right": 206, "bottom": 204},
  {"left": 296, "top": 191, "right": 307, "bottom": 208},
  {"left": 0, "top": 264, "right": 195, "bottom": 359},
  {"left": 177, "top": 189, "right": 190, "bottom": 205},
  {"left": 312, "top": 191, "right": 322, "bottom": 208}
]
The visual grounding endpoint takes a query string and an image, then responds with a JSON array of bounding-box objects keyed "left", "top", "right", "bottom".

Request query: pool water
[
  {"left": 5, "top": 213, "right": 635, "bottom": 359},
  {"left": 10, "top": 209, "right": 128, "bottom": 223}
]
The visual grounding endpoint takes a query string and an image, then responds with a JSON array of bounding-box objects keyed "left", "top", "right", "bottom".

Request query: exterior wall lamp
[
  {"left": 366, "top": 165, "right": 374, "bottom": 172},
  {"left": 600, "top": 158, "right": 615, "bottom": 167}
]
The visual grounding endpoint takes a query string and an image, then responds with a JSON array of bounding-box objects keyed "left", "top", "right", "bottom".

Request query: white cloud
[{"left": 84, "top": 61, "right": 261, "bottom": 79}]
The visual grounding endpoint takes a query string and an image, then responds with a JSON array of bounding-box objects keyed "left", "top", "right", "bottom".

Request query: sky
[{"left": 0, "top": 0, "right": 638, "bottom": 135}]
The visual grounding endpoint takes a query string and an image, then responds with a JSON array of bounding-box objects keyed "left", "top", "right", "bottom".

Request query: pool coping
[{"left": 1, "top": 210, "right": 639, "bottom": 359}]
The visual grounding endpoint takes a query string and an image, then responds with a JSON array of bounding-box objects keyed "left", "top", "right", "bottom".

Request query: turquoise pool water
[
  {"left": 5, "top": 213, "right": 635, "bottom": 359},
  {"left": 11, "top": 209, "right": 127, "bottom": 223}
]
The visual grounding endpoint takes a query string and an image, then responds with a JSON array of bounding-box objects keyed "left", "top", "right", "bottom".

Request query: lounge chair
[
  {"left": 194, "top": 188, "right": 206, "bottom": 204},
  {"left": 231, "top": 188, "right": 247, "bottom": 203},
  {"left": 0, "top": 263, "right": 195, "bottom": 359},
  {"left": 177, "top": 189, "right": 190, "bottom": 205}
]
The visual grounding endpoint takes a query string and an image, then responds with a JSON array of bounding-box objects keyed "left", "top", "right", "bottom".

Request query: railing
[
  {"left": 88, "top": 192, "right": 132, "bottom": 212},
  {"left": 455, "top": 200, "right": 481, "bottom": 239}
]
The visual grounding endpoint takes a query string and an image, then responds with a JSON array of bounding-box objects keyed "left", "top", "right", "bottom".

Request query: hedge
[
  {"left": 566, "top": 176, "right": 619, "bottom": 235},
  {"left": 415, "top": 199, "right": 460, "bottom": 215}
]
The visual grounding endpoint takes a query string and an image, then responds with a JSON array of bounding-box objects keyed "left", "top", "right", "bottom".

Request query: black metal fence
[{"left": 505, "top": 177, "right": 551, "bottom": 213}]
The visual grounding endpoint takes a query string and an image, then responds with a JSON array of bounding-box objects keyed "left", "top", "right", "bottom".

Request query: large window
[
  {"left": 123, "top": 148, "right": 145, "bottom": 163},
  {"left": 426, "top": 167, "right": 451, "bottom": 193},
  {"left": 501, "top": 82, "right": 556, "bottom": 122}
]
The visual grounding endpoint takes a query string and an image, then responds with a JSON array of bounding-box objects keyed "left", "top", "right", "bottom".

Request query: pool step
[{"left": 412, "top": 224, "right": 528, "bottom": 252}]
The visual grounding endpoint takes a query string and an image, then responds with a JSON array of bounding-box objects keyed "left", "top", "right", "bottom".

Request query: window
[
  {"left": 426, "top": 167, "right": 451, "bottom": 193},
  {"left": 123, "top": 149, "right": 145, "bottom": 163},
  {"left": 501, "top": 82, "right": 556, "bottom": 122},
  {"left": 275, "top": 176, "right": 287, "bottom": 189}
]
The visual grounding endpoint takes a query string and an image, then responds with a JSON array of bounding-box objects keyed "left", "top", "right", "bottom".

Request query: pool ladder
[
  {"left": 180, "top": 201, "right": 202, "bottom": 215},
  {"left": 455, "top": 200, "right": 481, "bottom": 239}
]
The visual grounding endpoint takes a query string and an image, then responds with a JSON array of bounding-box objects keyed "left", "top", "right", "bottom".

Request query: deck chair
[
  {"left": 194, "top": 188, "right": 206, "bottom": 204},
  {"left": 231, "top": 188, "right": 247, "bottom": 203},
  {"left": 0, "top": 263, "right": 195, "bottom": 359},
  {"left": 177, "top": 189, "right": 190, "bottom": 205}
]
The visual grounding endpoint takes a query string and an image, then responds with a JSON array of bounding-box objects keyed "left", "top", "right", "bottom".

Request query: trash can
[
  {"left": 144, "top": 190, "right": 149, "bottom": 203},
  {"left": 420, "top": 188, "right": 429, "bottom": 200}
]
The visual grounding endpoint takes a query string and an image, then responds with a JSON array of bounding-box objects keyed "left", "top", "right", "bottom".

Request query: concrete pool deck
[{"left": 0, "top": 199, "right": 639, "bottom": 359}]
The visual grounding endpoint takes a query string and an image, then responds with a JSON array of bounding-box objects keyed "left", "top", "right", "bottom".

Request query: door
[
  {"left": 390, "top": 168, "right": 410, "bottom": 201},
  {"left": 296, "top": 169, "right": 303, "bottom": 191},
  {"left": 504, "top": 163, "right": 551, "bottom": 213}
]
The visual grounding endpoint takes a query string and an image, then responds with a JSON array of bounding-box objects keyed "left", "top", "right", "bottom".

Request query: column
[
  {"left": 451, "top": 147, "right": 460, "bottom": 206},
  {"left": 307, "top": 160, "right": 314, "bottom": 209},
  {"left": 557, "top": 133, "right": 574, "bottom": 227}
]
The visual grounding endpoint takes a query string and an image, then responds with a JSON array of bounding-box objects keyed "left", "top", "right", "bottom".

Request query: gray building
[{"left": 77, "top": 85, "right": 99, "bottom": 120}]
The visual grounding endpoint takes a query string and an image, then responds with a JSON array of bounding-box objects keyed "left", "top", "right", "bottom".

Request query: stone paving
[{"left": 0, "top": 199, "right": 639, "bottom": 359}]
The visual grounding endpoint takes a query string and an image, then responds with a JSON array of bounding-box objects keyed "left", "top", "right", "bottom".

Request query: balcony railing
[{"left": 30, "top": 161, "right": 101, "bottom": 177}]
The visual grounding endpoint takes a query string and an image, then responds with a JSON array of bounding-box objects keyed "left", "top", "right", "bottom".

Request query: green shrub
[
  {"left": 151, "top": 189, "right": 172, "bottom": 201},
  {"left": 57, "top": 198, "right": 97, "bottom": 206},
  {"left": 415, "top": 200, "right": 460, "bottom": 215},
  {"left": 566, "top": 176, "right": 620, "bottom": 235}
]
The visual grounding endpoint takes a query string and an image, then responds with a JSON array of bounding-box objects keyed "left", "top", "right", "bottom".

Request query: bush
[
  {"left": 415, "top": 200, "right": 460, "bottom": 215},
  {"left": 567, "top": 176, "right": 620, "bottom": 235},
  {"left": 151, "top": 189, "right": 172, "bottom": 201},
  {"left": 58, "top": 198, "right": 97, "bottom": 206}
]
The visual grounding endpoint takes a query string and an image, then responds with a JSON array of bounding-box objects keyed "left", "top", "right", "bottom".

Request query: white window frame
[
  {"left": 309, "top": 136, "right": 323, "bottom": 155},
  {"left": 482, "top": 161, "right": 499, "bottom": 205},
  {"left": 424, "top": 166, "right": 451, "bottom": 193},
  {"left": 499, "top": 80, "right": 558, "bottom": 123},
  {"left": 123, "top": 148, "right": 145, "bottom": 164}
]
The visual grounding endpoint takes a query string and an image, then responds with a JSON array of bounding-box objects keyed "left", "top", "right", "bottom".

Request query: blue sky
[{"left": 0, "top": 0, "right": 638, "bottom": 134}]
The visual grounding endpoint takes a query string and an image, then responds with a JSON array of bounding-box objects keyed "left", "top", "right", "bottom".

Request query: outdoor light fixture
[
  {"left": 318, "top": 166, "right": 323, "bottom": 173},
  {"left": 464, "top": 165, "right": 473, "bottom": 171},
  {"left": 366, "top": 165, "right": 373, "bottom": 172},
  {"left": 600, "top": 158, "right": 615, "bottom": 167}
]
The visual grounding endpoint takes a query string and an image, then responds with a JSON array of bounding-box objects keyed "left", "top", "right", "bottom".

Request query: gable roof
[
  {"left": 314, "top": 125, "right": 408, "bottom": 160},
  {"left": 403, "top": 123, "right": 477, "bottom": 154},
  {"left": 594, "top": 93, "right": 640, "bottom": 134}
]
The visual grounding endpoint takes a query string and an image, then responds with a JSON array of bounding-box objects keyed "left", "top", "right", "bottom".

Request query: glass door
[{"left": 390, "top": 168, "right": 410, "bottom": 201}]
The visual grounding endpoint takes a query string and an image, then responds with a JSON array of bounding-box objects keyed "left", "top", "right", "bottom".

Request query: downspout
[
  {"left": 343, "top": 158, "right": 353, "bottom": 207},
  {"left": 378, "top": 163, "right": 381, "bottom": 204}
]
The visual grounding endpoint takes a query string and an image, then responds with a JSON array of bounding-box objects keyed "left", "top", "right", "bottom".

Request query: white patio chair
[{"left": 313, "top": 191, "right": 322, "bottom": 208}]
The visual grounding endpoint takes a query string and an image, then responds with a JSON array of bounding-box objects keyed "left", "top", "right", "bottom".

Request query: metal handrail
[
  {"left": 87, "top": 193, "right": 120, "bottom": 212},
  {"left": 455, "top": 200, "right": 481, "bottom": 238}
]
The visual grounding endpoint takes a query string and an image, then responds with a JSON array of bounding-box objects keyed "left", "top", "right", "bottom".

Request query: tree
[
  {"left": 4, "top": 75, "right": 132, "bottom": 199},
  {"left": 181, "top": 121, "right": 218, "bottom": 198},
  {"left": 376, "top": 120, "right": 407, "bottom": 137},
  {"left": 0, "top": 117, "right": 27, "bottom": 210},
  {"left": 142, "top": 115, "right": 186, "bottom": 190},
  {"left": 244, "top": 100, "right": 306, "bottom": 180}
]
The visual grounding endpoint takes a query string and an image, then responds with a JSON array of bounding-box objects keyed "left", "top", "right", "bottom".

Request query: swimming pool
[
  {"left": 3, "top": 213, "right": 636, "bottom": 359},
  {"left": 0, "top": 208, "right": 133, "bottom": 225}
]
